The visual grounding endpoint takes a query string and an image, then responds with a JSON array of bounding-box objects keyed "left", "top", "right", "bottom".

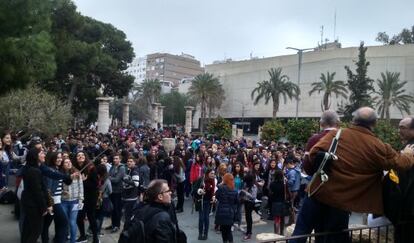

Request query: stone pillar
[
  {"left": 122, "top": 102, "right": 131, "bottom": 127},
  {"left": 258, "top": 126, "right": 263, "bottom": 141},
  {"left": 151, "top": 103, "right": 161, "bottom": 129},
  {"left": 184, "top": 106, "right": 194, "bottom": 135},
  {"left": 158, "top": 105, "right": 165, "bottom": 129},
  {"left": 162, "top": 138, "right": 176, "bottom": 154},
  {"left": 232, "top": 124, "right": 237, "bottom": 139},
  {"left": 237, "top": 128, "right": 243, "bottom": 138},
  {"left": 96, "top": 97, "right": 113, "bottom": 134}
]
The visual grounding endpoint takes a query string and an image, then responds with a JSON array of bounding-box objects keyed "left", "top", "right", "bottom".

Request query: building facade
[
  {"left": 191, "top": 44, "right": 414, "bottom": 129},
  {"left": 146, "top": 52, "right": 204, "bottom": 87},
  {"left": 125, "top": 57, "right": 147, "bottom": 85}
]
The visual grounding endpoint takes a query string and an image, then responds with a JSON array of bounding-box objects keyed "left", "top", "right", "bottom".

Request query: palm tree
[
  {"left": 135, "top": 79, "right": 161, "bottom": 105},
  {"left": 132, "top": 79, "right": 161, "bottom": 120},
  {"left": 374, "top": 71, "right": 414, "bottom": 120},
  {"left": 188, "top": 73, "right": 225, "bottom": 132},
  {"left": 251, "top": 67, "right": 300, "bottom": 118},
  {"left": 309, "top": 72, "right": 348, "bottom": 111}
]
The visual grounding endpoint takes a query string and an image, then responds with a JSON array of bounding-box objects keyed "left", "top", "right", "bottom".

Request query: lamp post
[{"left": 286, "top": 47, "right": 313, "bottom": 119}]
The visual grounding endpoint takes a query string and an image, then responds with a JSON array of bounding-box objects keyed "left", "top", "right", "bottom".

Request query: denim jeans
[
  {"left": 198, "top": 200, "right": 211, "bottom": 235},
  {"left": 290, "top": 196, "right": 350, "bottom": 243},
  {"left": 61, "top": 200, "right": 79, "bottom": 243},
  {"left": 110, "top": 193, "right": 123, "bottom": 228},
  {"left": 123, "top": 200, "right": 138, "bottom": 226}
]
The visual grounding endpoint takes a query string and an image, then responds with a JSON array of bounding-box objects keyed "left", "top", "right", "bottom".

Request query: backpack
[
  {"left": 118, "top": 205, "right": 163, "bottom": 243},
  {"left": 383, "top": 169, "right": 414, "bottom": 224},
  {"left": 0, "top": 189, "right": 16, "bottom": 204}
]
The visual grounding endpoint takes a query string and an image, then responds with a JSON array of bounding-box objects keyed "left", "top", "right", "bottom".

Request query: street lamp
[{"left": 286, "top": 47, "right": 313, "bottom": 119}]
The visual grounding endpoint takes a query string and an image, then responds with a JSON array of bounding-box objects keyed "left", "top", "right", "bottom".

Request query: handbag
[{"left": 102, "top": 197, "right": 113, "bottom": 213}]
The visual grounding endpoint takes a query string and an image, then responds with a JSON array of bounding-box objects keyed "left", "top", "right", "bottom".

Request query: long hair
[
  {"left": 0, "top": 131, "right": 12, "bottom": 157},
  {"left": 60, "top": 158, "right": 78, "bottom": 175},
  {"left": 173, "top": 156, "right": 185, "bottom": 174},
  {"left": 96, "top": 164, "right": 109, "bottom": 180},
  {"left": 74, "top": 151, "right": 92, "bottom": 172},
  {"left": 46, "top": 152, "right": 61, "bottom": 168},
  {"left": 222, "top": 173, "right": 235, "bottom": 190},
  {"left": 232, "top": 162, "right": 244, "bottom": 178},
  {"left": 218, "top": 163, "right": 228, "bottom": 177},
  {"left": 26, "top": 147, "right": 41, "bottom": 167}
]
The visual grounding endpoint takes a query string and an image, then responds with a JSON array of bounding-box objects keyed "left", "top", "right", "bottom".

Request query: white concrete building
[
  {"left": 191, "top": 44, "right": 414, "bottom": 130},
  {"left": 125, "top": 57, "right": 147, "bottom": 85}
]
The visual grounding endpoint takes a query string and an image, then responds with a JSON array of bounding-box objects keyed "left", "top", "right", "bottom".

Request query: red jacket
[{"left": 190, "top": 162, "right": 203, "bottom": 184}]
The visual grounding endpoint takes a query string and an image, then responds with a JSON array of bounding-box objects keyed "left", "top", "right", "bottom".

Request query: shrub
[
  {"left": 285, "top": 119, "right": 319, "bottom": 146},
  {"left": 207, "top": 116, "right": 231, "bottom": 139},
  {"left": 373, "top": 120, "right": 402, "bottom": 150},
  {"left": 0, "top": 85, "right": 72, "bottom": 137},
  {"left": 261, "top": 119, "right": 285, "bottom": 142}
]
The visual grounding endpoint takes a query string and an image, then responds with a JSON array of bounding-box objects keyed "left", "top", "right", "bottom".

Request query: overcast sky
[{"left": 73, "top": 0, "right": 414, "bottom": 65}]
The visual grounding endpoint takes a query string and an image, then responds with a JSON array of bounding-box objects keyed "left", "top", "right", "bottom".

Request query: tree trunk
[
  {"left": 200, "top": 99, "right": 206, "bottom": 133},
  {"left": 272, "top": 98, "right": 279, "bottom": 118},
  {"left": 67, "top": 81, "right": 78, "bottom": 109},
  {"left": 323, "top": 93, "right": 330, "bottom": 111},
  {"left": 385, "top": 102, "right": 390, "bottom": 121}
]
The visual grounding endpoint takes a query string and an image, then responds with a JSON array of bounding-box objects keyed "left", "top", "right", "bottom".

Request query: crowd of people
[{"left": 0, "top": 107, "right": 414, "bottom": 243}]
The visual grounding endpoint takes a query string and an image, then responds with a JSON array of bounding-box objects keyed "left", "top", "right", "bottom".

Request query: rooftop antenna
[
  {"left": 320, "top": 25, "right": 324, "bottom": 47},
  {"left": 333, "top": 9, "right": 337, "bottom": 41}
]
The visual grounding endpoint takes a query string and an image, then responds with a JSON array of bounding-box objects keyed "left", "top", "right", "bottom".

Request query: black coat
[
  {"left": 215, "top": 184, "right": 238, "bottom": 226},
  {"left": 137, "top": 202, "right": 177, "bottom": 243},
  {"left": 21, "top": 165, "right": 49, "bottom": 214}
]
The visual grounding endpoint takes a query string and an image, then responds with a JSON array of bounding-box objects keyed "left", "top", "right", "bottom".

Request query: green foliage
[
  {"left": 374, "top": 71, "right": 414, "bottom": 120},
  {"left": 261, "top": 120, "right": 285, "bottom": 142},
  {"left": 38, "top": 0, "right": 135, "bottom": 116},
  {"left": 251, "top": 68, "right": 300, "bottom": 118},
  {"left": 309, "top": 72, "right": 348, "bottom": 111},
  {"left": 160, "top": 91, "right": 190, "bottom": 125},
  {"left": 0, "top": 0, "right": 56, "bottom": 95},
  {"left": 341, "top": 42, "right": 374, "bottom": 120},
  {"left": 376, "top": 26, "right": 414, "bottom": 45},
  {"left": 207, "top": 116, "right": 231, "bottom": 139},
  {"left": 285, "top": 119, "right": 319, "bottom": 146},
  {"left": 373, "top": 120, "right": 402, "bottom": 150},
  {"left": 188, "top": 73, "right": 225, "bottom": 132},
  {"left": 0, "top": 85, "right": 72, "bottom": 137}
]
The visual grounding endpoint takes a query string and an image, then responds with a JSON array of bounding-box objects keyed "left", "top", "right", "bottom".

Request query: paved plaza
[{"left": 0, "top": 197, "right": 275, "bottom": 243}]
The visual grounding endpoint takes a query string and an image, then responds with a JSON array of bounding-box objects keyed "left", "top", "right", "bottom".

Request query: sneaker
[
  {"left": 110, "top": 227, "right": 119, "bottom": 233},
  {"left": 76, "top": 236, "right": 87, "bottom": 243},
  {"left": 98, "top": 232, "right": 104, "bottom": 237},
  {"left": 242, "top": 234, "right": 251, "bottom": 241},
  {"left": 231, "top": 226, "right": 234, "bottom": 232},
  {"left": 238, "top": 226, "right": 246, "bottom": 233}
]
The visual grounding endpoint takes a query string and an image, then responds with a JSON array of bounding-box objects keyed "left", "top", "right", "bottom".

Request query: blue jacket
[
  {"left": 286, "top": 167, "right": 301, "bottom": 192},
  {"left": 215, "top": 185, "right": 238, "bottom": 226}
]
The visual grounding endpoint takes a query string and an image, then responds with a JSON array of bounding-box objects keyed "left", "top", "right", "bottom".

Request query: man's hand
[{"left": 402, "top": 144, "right": 414, "bottom": 155}]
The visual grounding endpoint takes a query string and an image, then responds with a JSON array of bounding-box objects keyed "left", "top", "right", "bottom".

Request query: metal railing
[{"left": 259, "top": 223, "right": 399, "bottom": 243}]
